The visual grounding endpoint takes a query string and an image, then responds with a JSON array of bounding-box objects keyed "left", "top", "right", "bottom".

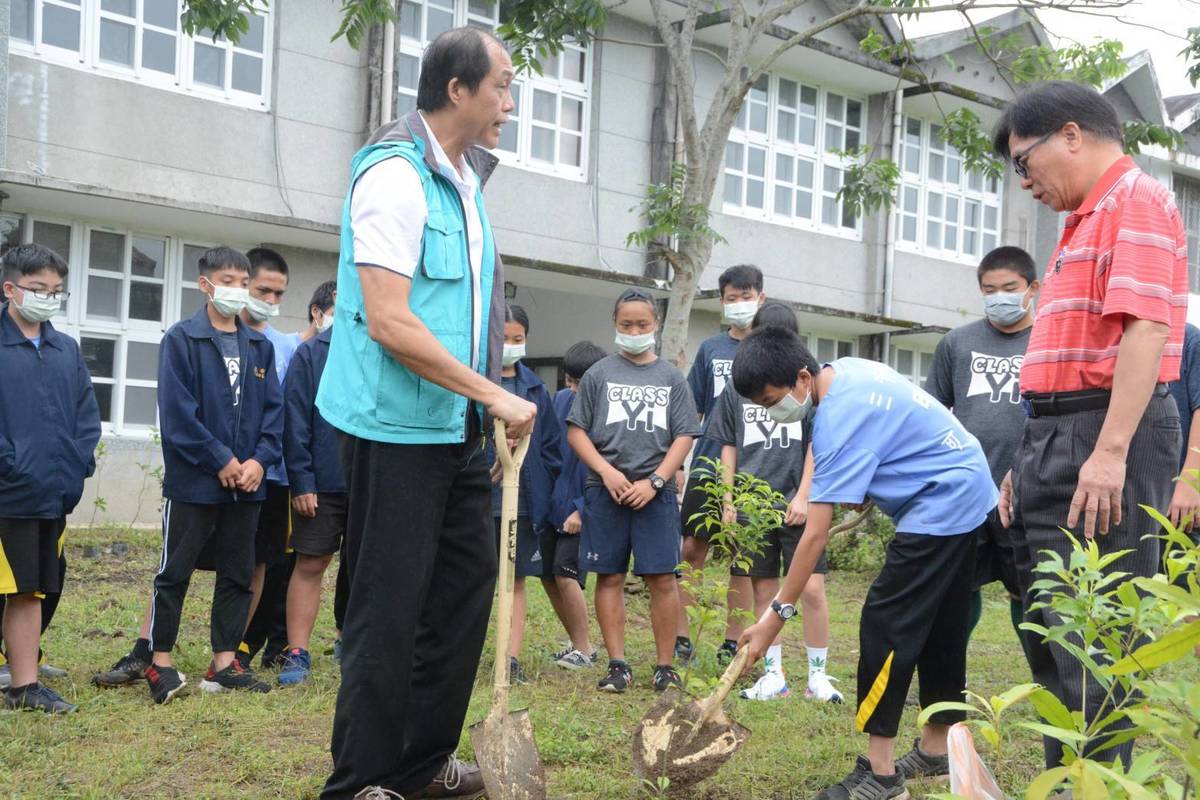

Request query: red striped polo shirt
[{"left": 1020, "top": 156, "right": 1188, "bottom": 394}]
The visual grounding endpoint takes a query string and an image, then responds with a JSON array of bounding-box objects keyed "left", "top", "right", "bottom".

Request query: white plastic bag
[{"left": 947, "top": 722, "right": 1007, "bottom": 800}]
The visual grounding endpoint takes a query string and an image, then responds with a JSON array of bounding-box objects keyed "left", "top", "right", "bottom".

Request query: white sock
[
  {"left": 764, "top": 644, "right": 783, "bottom": 675},
  {"left": 807, "top": 646, "right": 828, "bottom": 679}
]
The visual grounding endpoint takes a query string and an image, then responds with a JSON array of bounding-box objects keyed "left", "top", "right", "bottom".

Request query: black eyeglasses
[
  {"left": 1012, "top": 131, "right": 1056, "bottom": 180},
  {"left": 16, "top": 285, "right": 70, "bottom": 301}
]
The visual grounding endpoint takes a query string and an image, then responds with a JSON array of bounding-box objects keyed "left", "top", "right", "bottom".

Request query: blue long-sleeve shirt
[
  {"left": 548, "top": 387, "right": 588, "bottom": 530},
  {"left": 487, "top": 362, "right": 562, "bottom": 529},
  {"left": 285, "top": 328, "right": 346, "bottom": 495}
]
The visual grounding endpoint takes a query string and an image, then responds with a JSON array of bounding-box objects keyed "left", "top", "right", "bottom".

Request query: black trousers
[
  {"left": 322, "top": 429, "right": 495, "bottom": 799},
  {"left": 333, "top": 548, "right": 348, "bottom": 633},
  {"left": 243, "top": 552, "right": 294, "bottom": 662},
  {"left": 1013, "top": 393, "right": 1179, "bottom": 768},
  {"left": 150, "top": 500, "right": 261, "bottom": 653},
  {"left": 855, "top": 528, "right": 978, "bottom": 738}
]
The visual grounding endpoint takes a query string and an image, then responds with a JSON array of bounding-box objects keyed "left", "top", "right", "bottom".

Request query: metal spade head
[
  {"left": 469, "top": 706, "right": 547, "bottom": 800},
  {"left": 631, "top": 688, "right": 751, "bottom": 792}
]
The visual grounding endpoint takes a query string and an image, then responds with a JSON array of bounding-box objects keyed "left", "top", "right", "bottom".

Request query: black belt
[{"left": 1022, "top": 384, "right": 1169, "bottom": 418}]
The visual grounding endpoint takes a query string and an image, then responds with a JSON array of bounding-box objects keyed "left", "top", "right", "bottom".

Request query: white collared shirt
[{"left": 350, "top": 112, "right": 485, "bottom": 369}]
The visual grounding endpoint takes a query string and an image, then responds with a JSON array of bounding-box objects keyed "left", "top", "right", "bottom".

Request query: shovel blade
[
  {"left": 469, "top": 709, "right": 547, "bottom": 800},
  {"left": 631, "top": 689, "right": 750, "bottom": 792}
]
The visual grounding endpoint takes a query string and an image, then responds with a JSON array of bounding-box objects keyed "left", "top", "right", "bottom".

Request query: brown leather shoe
[{"left": 407, "top": 756, "right": 485, "bottom": 799}]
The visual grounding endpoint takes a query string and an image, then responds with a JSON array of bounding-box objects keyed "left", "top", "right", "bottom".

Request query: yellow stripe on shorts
[
  {"left": 855, "top": 650, "right": 895, "bottom": 732},
  {"left": 0, "top": 538, "right": 16, "bottom": 595}
]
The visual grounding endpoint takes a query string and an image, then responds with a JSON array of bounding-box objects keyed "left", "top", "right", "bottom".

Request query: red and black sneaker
[
  {"left": 200, "top": 660, "right": 271, "bottom": 694},
  {"left": 145, "top": 664, "right": 187, "bottom": 705}
]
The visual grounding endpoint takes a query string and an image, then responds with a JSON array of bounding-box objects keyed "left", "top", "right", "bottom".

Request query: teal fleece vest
[{"left": 316, "top": 133, "right": 496, "bottom": 444}]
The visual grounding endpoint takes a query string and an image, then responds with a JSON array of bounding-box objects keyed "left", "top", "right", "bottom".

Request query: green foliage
[
  {"left": 825, "top": 505, "right": 894, "bottom": 572},
  {"left": 941, "top": 108, "right": 1003, "bottom": 180},
  {"left": 1009, "top": 40, "right": 1127, "bottom": 89},
  {"left": 834, "top": 147, "right": 901, "bottom": 216},
  {"left": 332, "top": 0, "right": 398, "bottom": 49},
  {"left": 627, "top": 162, "right": 726, "bottom": 255},
  {"left": 1123, "top": 121, "right": 1187, "bottom": 156},
  {"left": 858, "top": 28, "right": 909, "bottom": 64},
  {"left": 180, "top": 0, "right": 260, "bottom": 45},
  {"left": 1182, "top": 27, "right": 1200, "bottom": 88},
  {"left": 497, "top": 0, "right": 607, "bottom": 76},
  {"left": 88, "top": 439, "right": 109, "bottom": 529}
]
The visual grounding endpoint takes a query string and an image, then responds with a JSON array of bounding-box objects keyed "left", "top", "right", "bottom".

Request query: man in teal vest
[{"left": 317, "top": 27, "right": 535, "bottom": 800}]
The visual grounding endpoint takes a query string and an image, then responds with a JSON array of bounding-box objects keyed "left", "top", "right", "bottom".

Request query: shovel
[
  {"left": 632, "top": 648, "right": 752, "bottom": 791},
  {"left": 469, "top": 420, "right": 547, "bottom": 800}
]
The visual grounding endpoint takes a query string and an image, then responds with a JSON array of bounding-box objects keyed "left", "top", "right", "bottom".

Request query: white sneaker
[
  {"left": 806, "top": 672, "right": 844, "bottom": 703},
  {"left": 739, "top": 670, "right": 790, "bottom": 700}
]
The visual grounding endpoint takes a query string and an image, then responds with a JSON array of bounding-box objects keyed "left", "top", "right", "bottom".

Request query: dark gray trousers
[{"left": 1012, "top": 391, "right": 1179, "bottom": 768}]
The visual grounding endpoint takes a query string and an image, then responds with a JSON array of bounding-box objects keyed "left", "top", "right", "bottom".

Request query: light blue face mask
[
  {"left": 615, "top": 330, "right": 656, "bottom": 355},
  {"left": 983, "top": 290, "right": 1032, "bottom": 327},
  {"left": 766, "top": 386, "right": 813, "bottom": 425}
]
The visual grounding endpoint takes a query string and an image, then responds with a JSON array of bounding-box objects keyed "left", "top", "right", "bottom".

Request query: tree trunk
[{"left": 659, "top": 236, "right": 713, "bottom": 368}]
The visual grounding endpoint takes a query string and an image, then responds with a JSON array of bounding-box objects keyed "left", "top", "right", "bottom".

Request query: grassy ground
[{"left": 0, "top": 527, "right": 1088, "bottom": 799}]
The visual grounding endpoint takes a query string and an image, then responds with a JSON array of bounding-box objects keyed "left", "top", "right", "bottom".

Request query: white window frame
[
  {"left": 890, "top": 344, "right": 935, "bottom": 388},
  {"left": 1175, "top": 173, "right": 1200, "bottom": 295},
  {"left": 724, "top": 74, "right": 866, "bottom": 240},
  {"left": 896, "top": 116, "right": 1003, "bottom": 264},
  {"left": 9, "top": 0, "right": 273, "bottom": 111},
  {"left": 799, "top": 331, "right": 857, "bottom": 363},
  {"left": 396, "top": 0, "right": 592, "bottom": 182}
]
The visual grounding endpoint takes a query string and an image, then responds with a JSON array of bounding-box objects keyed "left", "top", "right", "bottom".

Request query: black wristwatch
[
  {"left": 649, "top": 473, "right": 666, "bottom": 491},
  {"left": 771, "top": 599, "right": 797, "bottom": 622}
]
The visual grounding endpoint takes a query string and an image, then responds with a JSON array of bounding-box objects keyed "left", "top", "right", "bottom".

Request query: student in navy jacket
[
  {"left": 141, "top": 246, "right": 283, "bottom": 705},
  {"left": 487, "top": 305, "right": 563, "bottom": 685},
  {"left": 279, "top": 281, "right": 344, "bottom": 686},
  {"left": 543, "top": 341, "right": 607, "bottom": 669},
  {"left": 0, "top": 244, "right": 101, "bottom": 714}
]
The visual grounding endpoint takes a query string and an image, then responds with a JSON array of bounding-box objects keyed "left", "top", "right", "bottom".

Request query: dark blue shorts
[
  {"left": 580, "top": 486, "right": 680, "bottom": 576},
  {"left": 494, "top": 516, "right": 547, "bottom": 579}
]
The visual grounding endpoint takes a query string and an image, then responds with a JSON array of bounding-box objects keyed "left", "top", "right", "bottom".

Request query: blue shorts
[
  {"left": 494, "top": 516, "right": 546, "bottom": 579},
  {"left": 580, "top": 486, "right": 680, "bottom": 576}
]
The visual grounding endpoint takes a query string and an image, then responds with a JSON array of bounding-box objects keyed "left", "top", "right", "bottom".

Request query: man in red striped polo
[{"left": 994, "top": 81, "right": 1188, "bottom": 770}]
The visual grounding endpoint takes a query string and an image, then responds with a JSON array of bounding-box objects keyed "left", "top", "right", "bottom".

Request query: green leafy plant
[
  {"left": 627, "top": 162, "right": 726, "bottom": 270},
  {"left": 834, "top": 147, "right": 902, "bottom": 217},
  {"left": 88, "top": 438, "right": 109, "bottom": 529},
  {"left": 825, "top": 505, "right": 894, "bottom": 572},
  {"left": 1123, "top": 121, "right": 1187, "bottom": 156},
  {"left": 131, "top": 428, "right": 166, "bottom": 526}
]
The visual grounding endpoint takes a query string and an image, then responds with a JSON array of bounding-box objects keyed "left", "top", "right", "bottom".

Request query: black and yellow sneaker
[
  {"left": 144, "top": 664, "right": 187, "bottom": 705},
  {"left": 200, "top": 660, "right": 271, "bottom": 694},
  {"left": 4, "top": 683, "right": 77, "bottom": 714}
]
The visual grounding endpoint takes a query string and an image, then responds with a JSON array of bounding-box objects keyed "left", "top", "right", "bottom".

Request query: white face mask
[
  {"left": 722, "top": 299, "right": 759, "bottom": 329},
  {"left": 204, "top": 279, "right": 250, "bottom": 319},
  {"left": 615, "top": 330, "right": 656, "bottom": 355},
  {"left": 316, "top": 309, "right": 334, "bottom": 333},
  {"left": 245, "top": 295, "right": 280, "bottom": 322},
  {"left": 502, "top": 343, "right": 525, "bottom": 367},
  {"left": 766, "top": 386, "right": 813, "bottom": 425},
  {"left": 11, "top": 288, "right": 62, "bottom": 323}
]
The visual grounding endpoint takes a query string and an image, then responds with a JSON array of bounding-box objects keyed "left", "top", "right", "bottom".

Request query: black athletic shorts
[
  {"left": 730, "top": 524, "right": 828, "bottom": 578},
  {"left": 973, "top": 507, "right": 1021, "bottom": 596},
  {"left": 254, "top": 482, "right": 291, "bottom": 565},
  {"left": 290, "top": 493, "right": 348, "bottom": 557},
  {"left": 538, "top": 526, "right": 586, "bottom": 586},
  {"left": 680, "top": 470, "right": 717, "bottom": 540},
  {"left": 0, "top": 517, "right": 65, "bottom": 596}
]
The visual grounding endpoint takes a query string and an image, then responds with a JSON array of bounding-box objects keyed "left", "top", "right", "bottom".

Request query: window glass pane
[
  {"left": 746, "top": 179, "right": 764, "bottom": 209},
  {"left": 846, "top": 100, "right": 862, "bottom": 129},
  {"left": 827, "top": 93, "right": 843, "bottom": 122},
  {"left": 541, "top": 52, "right": 559, "bottom": 78},
  {"left": 968, "top": 171, "right": 983, "bottom": 192},
  {"left": 100, "top": 18, "right": 135, "bottom": 65},
  {"left": 89, "top": 231, "right": 125, "bottom": 273},
  {"left": 927, "top": 152, "right": 944, "bottom": 181},
  {"left": 193, "top": 42, "right": 226, "bottom": 87},
  {"left": 183, "top": 244, "right": 207, "bottom": 275},
  {"left": 897, "top": 348, "right": 913, "bottom": 376},
  {"left": 845, "top": 128, "right": 860, "bottom": 150},
  {"left": 532, "top": 89, "right": 556, "bottom": 123},
  {"left": 144, "top": 0, "right": 177, "bottom": 29},
  {"left": 129, "top": 282, "right": 163, "bottom": 322},
  {"left": 927, "top": 220, "right": 940, "bottom": 248},
  {"left": 93, "top": 384, "right": 113, "bottom": 423},
  {"left": 797, "top": 159, "right": 813, "bottom": 187},
  {"left": 231, "top": 53, "right": 262, "bottom": 93},
  {"left": 468, "top": 0, "right": 490, "bottom": 16},
  {"left": 102, "top": 0, "right": 134, "bottom": 15},
  {"left": 181, "top": 285, "right": 206, "bottom": 316},
  {"left": 242, "top": 14, "right": 265, "bottom": 52},
  {"left": 983, "top": 232, "right": 997, "bottom": 252},
  {"left": 531, "top": 127, "right": 554, "bottom": 162},
  {"left": 12, "top": 0, "right": 33, "bottom": 41},
  {"left": 427, "top": 7, "right": 453, "bottom": 39},
  {"left": 984, "top": 205, "right": 998, "bottom": 229},
  {"left": 800, "top": 86, "right": 817, "bottom": 115},
  {"left": 841, "top": 202, "right": 856, "bottom": 230},
  {"left": 496, "top": 82, "right": 519, "bottom": 152},
  {"left": 798, "top": 116, "right": 816, "bottom": 146},
  {"left": 399, "top": 0, "right": 421, "bottom": 38},
  {"left": 775, "top": 153, "right": 792, "bottom": 182},
  {"left": 126, "top": 341, "right": 160, "bottom": 381},
  {"left": 142, "top": 29, "right": 176, "bottom": 73},
  {"left": 725, "top": 141, "right": 742, "bottom": 169},
  {"left": 902, "top": 214, "right": 917, "bottom": 241},
  {"left": 32, "top": 221, "right": 71, "bottom": 261},
  {"left": 43, "top": 4, "right": 82, "bottom": 51},
  {"left": 920, "top": 352, "right": 934, "bottom": 381},
  {"left": 1, "top": 216, "right": 25, "bottom": 255},
  {"left": 747, "top": 147, "right": 765, "bottom": 178},
  {"left": 558, "top": 133, "right": 582, "bottom": 167},
  {"left": 776, "top": 110, "right": 795, "bottom": 142},
  {"left": 124, "top": 386, "right": 159, "bottom": 426},
  {"left": 398, "top": 52, "right": 419, "bottom": 90},
  {"left": 795, "top": 190, "right": 812, "bottom": 218},
  {"left": 778, "top": 78, "right": 796, "bottom": 108},
  {"left": 87, "top": 276, "right": 123, "bottom": 320},
  {"left": 946, "top": 196, "right": 959, "bottom": 225},
  {"left": 396, "top": 94, "right": 416, "bottom": 116},
  {"left": 724, "top": 174, "right": 741, "bottom": 205},
  {"left": 81, "top": 337, "right": 116, "bottom": 378},
  {"left": 131, "top": 237, "right": 165, "bottom": 278},
  {"left": 825, "top": 123, "right": 841, "bottom": 152},
  {"left": 837, "top": 340, "right": 853, "bottom": 358},
  {"left": 817, "top": 338, "right": 835, "bottom": 363},
  {"left": 560, "top": 96, "right": 583, "bottom": 132},
  {"left": 774, "top": 185, "right": 792, "bottom": 216},
  {"left": 964, "top": 230, "right": 977, "bottom": 255},
  {"left": 749, "top": 103, "right": 767, "bottom": 134},
  {"left": 822, "top": 196, "right": 837, "bottom": 226},
  {"left": 928, "top": 193, "right": 942, "bottom": 217},
  {"left": 903, "top": 185, "right": 919, "bottom": 212},
  {"left": 561, "top": 49, "right": 585, "bottom": 83}
]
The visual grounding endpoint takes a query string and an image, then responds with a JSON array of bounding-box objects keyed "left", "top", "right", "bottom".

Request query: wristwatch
[
  {"left": 649, "top": 473, "right": 666, "bottom": 491},
  {"left": 771, "top": 599, "right": 797, "bottom": 622}
]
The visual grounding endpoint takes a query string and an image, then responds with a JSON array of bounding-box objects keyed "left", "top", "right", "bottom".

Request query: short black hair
[
  {"left": 612, "top": 287, "right": 658, "bottom": 319},
  {"left": 977, "top": 246, "right": 1037, "bottom": 286},
  {"left": 417, "top": 27, "right": 502, "bottom": 113},
  {"left": 247, "top": 247, "right": 289, "bottom": 279},
  {"left": 2, "top": 243, "right": 68, "bottom": 285},
  {"left": 718, "top": 264, "right": 764, "bottom": 295},
  {"left": 993, "top": 81, "right": 1123, "bottom": 160},
  {"left": 751, "top": 300, "right": 798, "bottom": 335},
  {"left": 563, "top": 341, "right": 607, "bottom": 380},
  {"left": 732, "top": 326, "right": 820, "bottom": 399},
  {"left": 198, "top": 246, "right": 250, "bottom": 278},
  {"left": 505, "top": 303, "right": 530, "bottom": 334},
  {"left": 307, "top": 280, "right": 336, "bottom": 323}
]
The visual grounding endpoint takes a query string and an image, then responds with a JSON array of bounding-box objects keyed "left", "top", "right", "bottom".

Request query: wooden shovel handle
[
  {"left": 494, "top": 419, "right": 531, "bottom": 477},
  {"left": 829, "top": 501, "right": 875, "bottom": 535},
  {"left": 694, "top": 647, "right": 752, "bottom": 729}
]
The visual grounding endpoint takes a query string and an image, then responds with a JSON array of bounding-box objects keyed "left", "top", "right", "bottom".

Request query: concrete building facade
[{"left": 0, "top": 0, "right": 1194, "bottom": 524}]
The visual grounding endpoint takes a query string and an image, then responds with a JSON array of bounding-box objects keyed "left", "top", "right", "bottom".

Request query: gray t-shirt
[
  {"left": 705, "top": 384, "right": 808, "bottom": 503},
  {"left": 567, "top": 353, "right": 701, "bottom": 486},
  {"left": 217, "top": 331, "right": 242, "bottom": 408},
  {"left": 924, "top": 318, "right": 1031, "bottom": 487}
]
